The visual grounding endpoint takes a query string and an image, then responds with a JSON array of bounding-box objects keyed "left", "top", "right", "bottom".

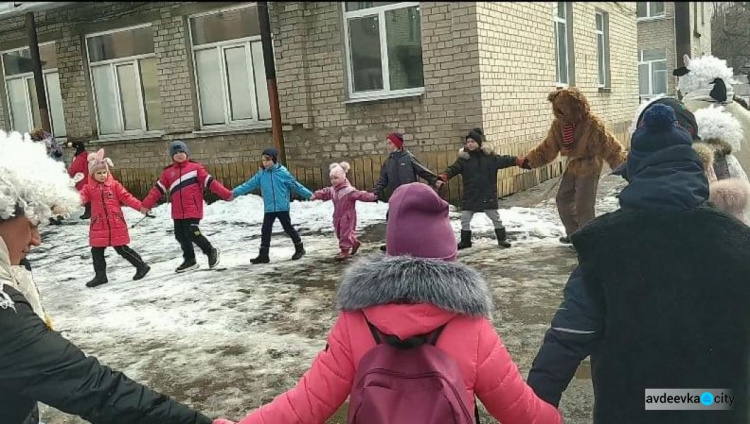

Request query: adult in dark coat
[
  {"left": 436, "top": 128, "right": 519, "bottom": 249},
  {"left": 527, "top": 104, "right": 750, "bottom": 424},
  {"left": 0, "top": 131, "right": 211, "bottom": 424}
]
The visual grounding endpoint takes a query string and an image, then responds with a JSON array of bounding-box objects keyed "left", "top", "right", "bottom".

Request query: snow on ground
[{"left": 34, "top": 176, "right": 625, "bottom": 424}]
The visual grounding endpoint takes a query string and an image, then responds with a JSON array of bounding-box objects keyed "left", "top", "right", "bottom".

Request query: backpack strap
[{"left": 365, "top": 315, "right": 447, "bottom": 349}]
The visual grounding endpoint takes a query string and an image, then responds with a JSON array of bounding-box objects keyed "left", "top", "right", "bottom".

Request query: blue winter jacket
[
  {"left": 232, "top": 164, "right": 313, "bottom": 213},
  {"left": 526, "top": 143, "right": 709, "bottom": 407}
]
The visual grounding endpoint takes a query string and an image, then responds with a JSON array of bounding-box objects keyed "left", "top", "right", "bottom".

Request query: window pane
[
  {"left": 190, "top": 6, "right": 260, "bottom": 46},
  {"left": 556, "top": 22, "right": 568, "bottom": 83},
  {"left": 345, "top": 2, "right": 398, "bottom": 12},
  {"left": 597, "top": 35, "right": 605, "bottom": 85},
  {"left": 653, "top": 69, "right": 667, "bottom": 94},
  {"left": 26, "top": 77, "right": 41, "bottom": 130},
  {"left": 7, "top": 78, "right": 31, "bottom": 132},
  {"left": 3, "top": 44, "right": 57, "bottom": 76},
  {"left": 88, "top": 26, "right": 155, "bottom": 62},
  {"left": 251, "top": 41, "right": 271, "bottom": 120},
  {"left": 651, "top": 2, "right": 665, "bottom": 15},
  {"left": 557, "top": 2, "right": 566, "bottom": 19},
  {"left": 44, "top": 72, "right": 67, "bottom": 137},
  {"left": 224, "top": 46, "right": 255, "bottom": 121},
  {"left": 596, "top": 13, "right": 603, "bottom": 31},
  {"left": 39, "top": 43, "right": 57, "bottom": 69},
  {"left": 642, "top": 48, "right": 665, "bottom": 61},
  {"left": 91, "top": 65, "right": 120, "bottom": 135},
  {"left": 116, "top": 64, "right": 142, "bottom": 131},
  {"left": 386, "top": 6, "right": 423, "bottom": 90},
  {"left": 636, "top": 2, "right": 647, "bottom": 17},
  {"left": 138, "top": 57, "right": 163, "bottom": 131},
  {"left": 348, "top": 15, "right": 383, "bottom": 92},
  {"left": 195, "top": 48, "right": 226, "bottom": 125},
  {"left": 638, "top": 64, "right": 650, "bottom": 94}
]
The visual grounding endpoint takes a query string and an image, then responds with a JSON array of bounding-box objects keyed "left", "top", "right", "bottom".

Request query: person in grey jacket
[{"left": 371, "top": 132, "right": 438, "bottom": 251}]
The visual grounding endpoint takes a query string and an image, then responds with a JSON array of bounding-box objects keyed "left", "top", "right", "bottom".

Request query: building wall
[
  {"left": 689, "top": 1, "right": 712, "bottom": 59},
  {"left": 636, "top": 2, "right": 677, "bottom": 96},
  {"left": 0, "top": 1, "right": 638, "bottom": 203}
]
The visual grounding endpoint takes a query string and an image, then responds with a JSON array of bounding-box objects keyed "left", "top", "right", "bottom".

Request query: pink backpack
[{"left": 348, "top": 318, "right": 480, "bottom": 424}]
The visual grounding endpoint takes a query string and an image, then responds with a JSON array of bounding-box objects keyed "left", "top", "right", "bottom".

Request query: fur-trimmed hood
[
  {"left": 336, "top": 255, "right": 493, "bottom": 318},
  {"left": 458, "top": 145, "right": 494, "bottom": 160}
]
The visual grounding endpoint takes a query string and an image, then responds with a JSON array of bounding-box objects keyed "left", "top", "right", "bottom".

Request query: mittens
[{"left": 516, "top": 157, "right": 532, "bottom": 170}]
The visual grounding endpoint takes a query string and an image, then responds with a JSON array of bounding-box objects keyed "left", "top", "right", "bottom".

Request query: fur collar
[
  {"left": 458, "top": 146, "right": 494, "bottom": 160},
  {"left": 336, "top": 255, "right": 493, "bottom": 317}
]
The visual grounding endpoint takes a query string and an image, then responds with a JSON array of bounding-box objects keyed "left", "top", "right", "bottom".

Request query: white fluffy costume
[
  {"left": 0, "top": 130, "right": 80, "bottom": 316},
  {"left": 676, "top": 54, "right": 750, "bottom": 175}
]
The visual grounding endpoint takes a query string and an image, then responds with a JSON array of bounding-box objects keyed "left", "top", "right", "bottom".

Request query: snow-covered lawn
[{"left": 34, "top": 179, "right": 624, "bottom": 424}]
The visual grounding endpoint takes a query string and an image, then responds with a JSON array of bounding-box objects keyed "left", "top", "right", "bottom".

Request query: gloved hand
[{"left": 516, "top": 156, "right": 532, "bottom": 170}]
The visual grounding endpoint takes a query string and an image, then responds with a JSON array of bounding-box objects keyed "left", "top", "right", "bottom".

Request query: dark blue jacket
[{"left": 527, "top": 143, "right": 709, "bottom": 407}]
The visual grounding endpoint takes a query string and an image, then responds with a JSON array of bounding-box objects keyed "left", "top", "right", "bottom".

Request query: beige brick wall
[
  {"left": 636, "top": 2, "right": 677, "bottom": 96},
  {"left": 689, "top": 2, "right": 712, "bottom": 59}
]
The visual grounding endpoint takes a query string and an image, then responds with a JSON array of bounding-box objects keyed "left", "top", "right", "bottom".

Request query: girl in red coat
[
  {"left": 80, "top": 149, "right": 150, "bottom": 288},
  {"left": 214, "top": 183, "right": 562, "bottom": 424},
  {"left": 66, "top": 140, "right": 90, "bottom": 219}
]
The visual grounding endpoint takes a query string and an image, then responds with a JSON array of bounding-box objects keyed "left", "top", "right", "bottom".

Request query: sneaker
[
  {"left": 133, "top": 265, "right": 151, "bottom": 281},
  {"left": 208, "top": 248, "right": 220, "bottom": 269},
  {"left": 175, "top": 259, "right": 199, "bottom": 273}
]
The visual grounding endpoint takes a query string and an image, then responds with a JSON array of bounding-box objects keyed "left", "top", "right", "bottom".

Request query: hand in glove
[{"left": 516, "top": 156, "right": 532, "bottom": 170}]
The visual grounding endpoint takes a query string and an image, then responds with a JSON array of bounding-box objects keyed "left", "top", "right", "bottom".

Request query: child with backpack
[
  {"left": 231, "top": 148, "right": 313, "bottom": 264},
  {"left": 213, "top": 182, "right": 562, "bottom": 424},
  {"left": 436, "top": 128, "right": 521, "bottom": 250},
  {"left": 79, "top": 149, "right": 150, "bottom": 288},
  {"left": 141, "top": 141, "right": 233, "bottom": 273},
  {"left": 310, "top": 162, "right": 377, "bottom": 261}
]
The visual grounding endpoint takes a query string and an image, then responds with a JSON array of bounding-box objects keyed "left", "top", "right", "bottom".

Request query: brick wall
[
  {"left": 689, "top": 1, "right": 712, "bottom": 59},
  {"left": 636, "top": 2, "right": 677, "bottom": 96},
  {"left": 0, "top": 1, "right": 638, "bottom": 204}
]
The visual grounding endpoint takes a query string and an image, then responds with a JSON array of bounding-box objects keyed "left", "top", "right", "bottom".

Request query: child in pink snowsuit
[{"left": 311, "top": 162, "right": 377, "bottom": 261}]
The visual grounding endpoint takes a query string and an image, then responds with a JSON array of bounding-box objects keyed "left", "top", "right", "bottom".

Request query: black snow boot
[
  {"left": 208, "top": 247, "right": 220, "bottom": 269},
  {"left": 292, "top": 243, "right": 306, "bottom": 260},
  {"left": 457, "top": 230, "right": 472, "bottom": 250},
  {"left": 559, "top": 235, "right": 572, "bottom": 244},
  {"left": 85, "top": 274, "right": 108, "bottom": 288},
  {"left": 86, "top": 253, "right": 108, "bottom": 288},
  {"left": 495, "top": 227, "right": 511, "bottom": 248},
  {"left": 80, "top": 203, "right": 91, "bottom": 220},
  {"left": 175, "top": 258, "right": 199, "bottom": 273},
  {"left": 379, "top": 245, "right": 387, "bottom": 252},
  {"left": 133, "top": 265, "right": 151, "bottom": 281},
  {"left": 251, "top": 248, "right": 270, "bottom": 264}
]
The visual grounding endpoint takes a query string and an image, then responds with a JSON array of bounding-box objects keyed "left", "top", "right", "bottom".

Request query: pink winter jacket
[
  {"left": 313, "top": 179, "right": 377, "bottom": 250},
  {"left": 216, "top": 255, "right": 562, "bottom": 424},
  {"left": 80, "top": 174, "right": 142, "bottom": 247},
  {"left": 709, "top": 178, "right": 750, "bottom": 225}
]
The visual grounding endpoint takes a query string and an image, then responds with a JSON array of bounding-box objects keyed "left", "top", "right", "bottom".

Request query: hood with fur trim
[
  {"left": 336, "top": 255, "right": 493, "bottom": 318},
  {"left": 458, "top": 145, "right": 494, "bottom": 160}
]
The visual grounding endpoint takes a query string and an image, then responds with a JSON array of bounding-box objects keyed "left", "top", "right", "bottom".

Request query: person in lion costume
[{"left": 518, "top": 88, "right": 626, "bottom": 244}]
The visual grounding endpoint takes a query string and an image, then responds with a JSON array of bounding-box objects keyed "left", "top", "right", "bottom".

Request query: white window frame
[
  {"left": 638, "top": 49, "right": 667, "bottom": 98},
  {"left": 85, "top": 23, "right": 160, "bottom": 137},
  {"left": 636, "top": 2, "right": 666, "bottom": 21},
  {"left": 595, "top": 11, "right": 610, "bottom": 89},
  {"left": 188, "top": 3, "right": 272, "bottom": 128},
  {"left": 1, "top": 42, "right": 67, "bottom": 137},
  {"left": 554, "top": 2, "right": 572, "bottom": 87},
  {"left": 342, "top": 2, "right": 425, "bottom": 101}
]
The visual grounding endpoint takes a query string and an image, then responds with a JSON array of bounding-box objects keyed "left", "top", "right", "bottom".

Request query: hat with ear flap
[{"left": 87, "top": 148, "right": 114, "bottom": 175}]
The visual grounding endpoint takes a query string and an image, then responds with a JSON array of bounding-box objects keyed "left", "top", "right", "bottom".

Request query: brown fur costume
[{"left": 523, "top": 88, "right": 626, "bottom": 176}]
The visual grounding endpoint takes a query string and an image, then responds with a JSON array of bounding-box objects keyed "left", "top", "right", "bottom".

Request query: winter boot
[
  {"left": 208, "top": 247, "right": 220, "bottom": 269},
  {"left": 175, "top": 258, "right": 199, "bottom": 273},
  {"left": 133, "top": 265, "right": 151, "bottom": 281},
  {"left": 495, "top": 227, "right": 511, "bottom": 248},
  {"left": 250, "top": 248, "right": 270, "bottom": 264},
  {"left": 559, "top": 235, "right": 572, "bottom": 244},
  {"left": 80, "top": 203, "right": 91, "bottom": 220},
  {"left": 334, "top": 250, "right": 351, "bottom": 262},
  {"left": 351, "top": 240, "right": 362, "bottom": 255},
  {"left": 379, "top": 245, "right": 387, "bottom": 252},
  {"left": 292, "top": 243, "right": 306, "bottom": 260},
  {"left": 457, "top": 230, "right": 472, "bottom": 250},
  {"left": 86, "top": 251, "right": 108, "bottom": 288},
  {"left": 85, "top": 274, "right": 108, "bottom": 288}
]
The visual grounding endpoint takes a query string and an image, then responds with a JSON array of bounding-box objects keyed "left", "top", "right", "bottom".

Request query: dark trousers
[
  {"left": 174, "top": 219, "right": 213, "bottom": 260},
  {"left": 91, "top": 245, "right": 145, "bottom": 275},
  {"left": 261, "top": 212, "right": 302, "bottom": 248}
]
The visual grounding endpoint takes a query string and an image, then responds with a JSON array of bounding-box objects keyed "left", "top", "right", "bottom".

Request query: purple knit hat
[{"left": 386, "top": 182, "right": 457, "bottom": 262}]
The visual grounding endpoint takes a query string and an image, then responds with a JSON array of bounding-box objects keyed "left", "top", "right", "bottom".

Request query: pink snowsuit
[{"left": 313, "top": 179, "right": 376, "bottom": 252}]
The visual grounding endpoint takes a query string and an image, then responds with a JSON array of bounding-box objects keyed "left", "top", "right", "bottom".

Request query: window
[
  {"left": 86, "top": 25, "right": 163, "bottom": 136},
  {"left": 636, "top": 2, "right": 665, "bottom": 19},
  {"left": 343, "top": 2, "right": 424, "bottom": 99},
  {"left": 595, "top": 11, "right": 610, "bottom": 88},
  {"left": 638, "top": 49, "right": 667, "bottom": 98},
  {"left": 189, "top": 4, "right": 271, "bottom": 127},
  {"left": 2, "top": 43, "right": 67, "bottom": 137},
  {"left": 554, "top": 2, "right": 574, "bottom": 85}
]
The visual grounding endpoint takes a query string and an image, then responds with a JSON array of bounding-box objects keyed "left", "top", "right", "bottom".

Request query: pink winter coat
[
  {"left": 313, "top": 179, "right": 377, "bottom": 250},
  {"left": 218, "top": 255, "right": 562, "bottom": 424},
  {"left": 80, "top": 174, "right": 143, "bottom": 247},
  {"left": 68, "top": 150, "right": 88, "bottom": 191},
  {"left": 709, "top": 178, "right": 750, "bottom": 225},
  {"left": 142, "top": 160, "right": 232, "bottom": 220}
]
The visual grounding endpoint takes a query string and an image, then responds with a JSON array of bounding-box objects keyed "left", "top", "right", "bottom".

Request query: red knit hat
[{"left": 387, "top": 132, "right": 404, "bottom": 150}]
